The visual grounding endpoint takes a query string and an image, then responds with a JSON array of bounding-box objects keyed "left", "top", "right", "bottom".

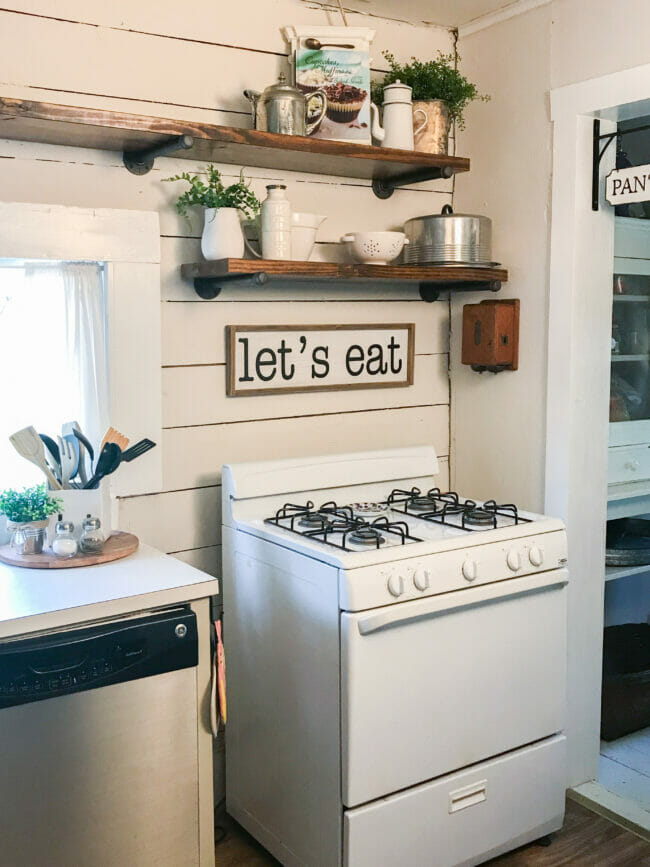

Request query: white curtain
[
  {"left": 0, "top": 261, "right": 107, "bottom": 489},
  {"left": 59, "top": 263, "right": 109, "bottom": 451}
]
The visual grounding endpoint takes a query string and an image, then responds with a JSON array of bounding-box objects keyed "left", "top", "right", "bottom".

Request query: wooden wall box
[{"left": 462, "top": 299, "right": 520, "bottom": 372}]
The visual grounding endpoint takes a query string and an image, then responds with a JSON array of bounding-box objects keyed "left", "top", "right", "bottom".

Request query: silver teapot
[{"left": 244, "top": 73, "right": 327, "bottom": 136}]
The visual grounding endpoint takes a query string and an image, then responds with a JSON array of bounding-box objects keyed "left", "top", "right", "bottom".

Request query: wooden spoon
[{"left": 100, "top": 426, "right": 130, "bottom": 452}]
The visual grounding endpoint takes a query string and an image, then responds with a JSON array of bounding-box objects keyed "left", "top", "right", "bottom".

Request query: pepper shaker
[{"left": 79, "top": 514, "right": 105, "bottom": 554}]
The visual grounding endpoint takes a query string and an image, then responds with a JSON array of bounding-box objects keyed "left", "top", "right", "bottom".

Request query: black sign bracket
[{"left": 592, "top": 118, "right": 650, "bottom": 211}]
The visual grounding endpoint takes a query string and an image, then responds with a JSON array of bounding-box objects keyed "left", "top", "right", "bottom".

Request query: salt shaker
[
  {"left": 52, "top": 516, "right": 78, "bottom": 559},
  {"left": 79, "top": 514, "right": 105, "bottom": 554}
]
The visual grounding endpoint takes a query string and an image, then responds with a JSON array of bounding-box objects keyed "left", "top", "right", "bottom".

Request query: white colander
[{"left": 341, "top": 231, "right": 408, "bottom": 265}]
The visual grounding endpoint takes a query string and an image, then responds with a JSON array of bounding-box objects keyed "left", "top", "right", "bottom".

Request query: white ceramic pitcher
[{"left": 370, "top": 80, "right": 427, "bottom": 150}]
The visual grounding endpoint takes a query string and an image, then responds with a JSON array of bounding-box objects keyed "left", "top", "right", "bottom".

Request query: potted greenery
[
  {"left": 371, "top": 51, "right": 489, "bottom": 155},
  {"left": 0, "top": 484, "right": 62, "bottom": 554},
  {"left": 164, "top": 165, "right": 261, "bottom": 260}
]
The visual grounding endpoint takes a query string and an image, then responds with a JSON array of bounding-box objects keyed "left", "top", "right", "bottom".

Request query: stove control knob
[
  {"left": 529, "top": 545, "right": 544, "bottom": 567},
  {"left": 387, "top": 573, "right": 405, "bottom": 598},
  {"left": 413, "top": 569, "right": 430, "bottom": 592},
  {"left": 462, "top": 559, "right": 478, "bottom": 582},
  {"left": 506, "top": 549, "right": 522, "bottom": 572}
]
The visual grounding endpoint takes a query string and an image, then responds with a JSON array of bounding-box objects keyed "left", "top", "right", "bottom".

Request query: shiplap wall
[{"left": 0, "top": 1, "right": 453, "bottom": 576}]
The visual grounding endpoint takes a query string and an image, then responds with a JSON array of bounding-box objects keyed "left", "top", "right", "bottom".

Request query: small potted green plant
[
  {"left": 164, "top": 165, "right": 261, "bottom": 260},
  {"left": 0, "top": 484, "right": 62, "bottom": 554},
  {"left": 371, "top": 51, "right": 489, "bottom": 154}
]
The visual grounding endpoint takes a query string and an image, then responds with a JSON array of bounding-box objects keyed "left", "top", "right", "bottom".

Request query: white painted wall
[
  {"left": 455, "top": 0, "right": 650, "bottom": 789},
  {"left": 452, "top": 3, "right": 552, "bottom": 509},
  {"left": 0, "top": 1, "right": 453, "bottom": 577},
  {"left": 551, "top": 0, "right": 650, "bottom": 89}
]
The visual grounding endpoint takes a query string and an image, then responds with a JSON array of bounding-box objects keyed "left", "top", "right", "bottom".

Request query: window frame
[{"left": 0, "top": 201, "right": 162, "bottom": 499}]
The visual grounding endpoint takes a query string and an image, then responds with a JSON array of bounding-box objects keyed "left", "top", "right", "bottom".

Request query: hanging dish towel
[
  {"left": 210, "top": 619, "right": 227, "bottom": 736},
  {"left": 216, "top": 619, "right": 227, "bottom": 725}
]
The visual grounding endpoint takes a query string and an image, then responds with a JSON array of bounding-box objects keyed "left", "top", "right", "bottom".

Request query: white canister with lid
[{"left": 261, "top": 184, "right": 292, "bottom": 260}]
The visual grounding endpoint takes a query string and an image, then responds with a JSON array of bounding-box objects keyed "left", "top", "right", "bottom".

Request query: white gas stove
[{"left": 223, "top": 447, "right": 568, "bottom": 867}]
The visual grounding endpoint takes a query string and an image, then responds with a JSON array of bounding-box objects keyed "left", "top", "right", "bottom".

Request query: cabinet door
[{"left": 611, "top": 276, "right": 650, "bottom": 449}]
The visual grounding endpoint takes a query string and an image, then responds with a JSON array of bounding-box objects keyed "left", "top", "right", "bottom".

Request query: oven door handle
[{"left": 357, "top": 572, "right": 568, "bottom": 635}]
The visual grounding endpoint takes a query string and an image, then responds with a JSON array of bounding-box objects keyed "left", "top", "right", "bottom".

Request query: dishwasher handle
[
  {"left": 28, "top": 656, "right": 88, "bottom": 676},
  {"left": 357, "top": 572, "right": 568, "bottom": 636}
]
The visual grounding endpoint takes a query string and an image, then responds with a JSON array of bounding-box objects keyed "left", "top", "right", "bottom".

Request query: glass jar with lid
[{"left": 79, "top": 514, "right": 105, "bottom": 554}]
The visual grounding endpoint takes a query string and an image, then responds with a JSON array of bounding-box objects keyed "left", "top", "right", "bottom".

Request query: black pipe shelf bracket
[
  {"left": 372, "top": 165, "right": 455, "bottom": 199},
  {"left": 592, "top": 118, "right": 650, "bottom": 211},
  {"left": 191, "top": 271, "right": 502, "bottom": 301},
  {"left": 419, "top": 279, "right": 502, "bottom": 303},
  {"left": 193, "top": 271, "right": 269, "bottom": 300},
  {"left": 124, "top": 134, "right": 194, "bottom": 175}
]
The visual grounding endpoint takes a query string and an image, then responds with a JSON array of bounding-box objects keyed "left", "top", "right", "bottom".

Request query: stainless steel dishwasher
[{"left": 0, "top": 606, "right": 207, "bottom": 866}]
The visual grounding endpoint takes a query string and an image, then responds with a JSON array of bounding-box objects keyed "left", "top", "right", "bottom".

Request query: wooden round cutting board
[{"left": 0, "top": 531, "right": 139, "bottom": 569}]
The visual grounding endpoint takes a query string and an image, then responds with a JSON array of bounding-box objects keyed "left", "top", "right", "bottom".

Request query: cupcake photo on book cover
[{"left": 284, "top": 26, "right": 375, "bottom": 144}]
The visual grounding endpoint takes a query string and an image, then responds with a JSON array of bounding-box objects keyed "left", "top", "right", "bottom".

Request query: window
[
  {"left": 0, "top": 261, "right": 108, "bottom": 489},
  {"left": 0, "top": 201, "right": 162, "bottom": 499}
]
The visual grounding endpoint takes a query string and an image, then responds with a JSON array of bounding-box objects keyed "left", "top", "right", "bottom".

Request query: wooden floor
[{"left": 215, "top": 799, "right": 650, "bottom": 866}]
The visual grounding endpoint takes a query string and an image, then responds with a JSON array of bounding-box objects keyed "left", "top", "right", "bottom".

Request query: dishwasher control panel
[{"left": 0, "top": 608, "right": 197, "bottom": 710}]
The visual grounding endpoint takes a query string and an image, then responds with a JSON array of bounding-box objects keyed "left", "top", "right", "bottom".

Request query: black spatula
[
  {"left": 84, "top": 442, "right": 122, "bottom": 489},
  {"left": 122, "top": 439, "right": 156, "bottom": 462}
]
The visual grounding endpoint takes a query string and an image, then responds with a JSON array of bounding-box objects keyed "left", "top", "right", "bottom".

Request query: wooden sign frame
[{"left": 226, "top": 323, "right": 415, "bottom": 397}]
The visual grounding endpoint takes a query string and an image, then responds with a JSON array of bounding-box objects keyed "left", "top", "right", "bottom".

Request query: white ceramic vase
[{"left": 201, "top": 207, "right": 245, "bottom": 260}]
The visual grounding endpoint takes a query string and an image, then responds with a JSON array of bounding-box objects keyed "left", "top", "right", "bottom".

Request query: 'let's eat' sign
[{"left": 226, "top": 324, "right": 415, "bottom": 396}]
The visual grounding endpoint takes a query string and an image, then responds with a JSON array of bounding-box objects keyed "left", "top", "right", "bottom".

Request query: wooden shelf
[
  {"left": 180, "top": 259, "right": 507, "bottom": 301},
  {"left": 0, "top": 96, "right": 469, "bottom": 196},
  {"left": 611, "top": 354, "right": 650, "bottom": 362}
]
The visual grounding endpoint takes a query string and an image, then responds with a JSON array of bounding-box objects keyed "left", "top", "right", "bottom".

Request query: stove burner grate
[
  {"left": 387, "top": 489, "right": 530, "bottom": 531},
  {"left": 265, "top": 501, "right": 421, "bottom": 551},
  {"left": 463, "top": 508, "right": 496, "bottom": 528},
  {"left": 298, "top": 513, "right": 333, "bottom": 530},
  {"left": 348, "top": 525, "right": 386, "bottom": 547}
]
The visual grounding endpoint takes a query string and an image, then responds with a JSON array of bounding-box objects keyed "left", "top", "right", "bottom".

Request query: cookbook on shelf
[{"left": 283, "top": 26, "right": 375, "bottom": 144}]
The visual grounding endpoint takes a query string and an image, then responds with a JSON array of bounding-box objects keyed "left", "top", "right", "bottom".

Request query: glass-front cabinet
[{"left": 609, "top": 218, "right": 650, "bottom": 493}]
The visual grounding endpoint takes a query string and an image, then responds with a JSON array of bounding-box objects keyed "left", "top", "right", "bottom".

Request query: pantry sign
[
  {"left": 606, "top": 163, "right": 650, "bottom": 206},
  {"left": 226, "top": 324, "right": 414, "bottom": 396}
]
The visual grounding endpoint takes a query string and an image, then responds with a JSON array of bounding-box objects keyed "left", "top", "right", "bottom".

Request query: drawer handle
[{"left": 449, "top": 780, "right": 487, "bottom": 814}]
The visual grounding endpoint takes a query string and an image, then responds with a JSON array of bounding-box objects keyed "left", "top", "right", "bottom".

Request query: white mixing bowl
[{"left": 341, "top": 231, "right": 408, "bottom": 265}]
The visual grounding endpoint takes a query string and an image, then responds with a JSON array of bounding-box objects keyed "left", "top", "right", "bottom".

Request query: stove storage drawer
[
  {"left": 344, "top": 734, "right": 566, "bottom": 867},
  {"left": 340, "top": 570, "right": 567, "bottom": 807}
]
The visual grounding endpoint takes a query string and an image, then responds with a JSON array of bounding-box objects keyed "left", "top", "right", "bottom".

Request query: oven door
[{"left": 340, "top": 570, "right": 567, "bottom": 807}]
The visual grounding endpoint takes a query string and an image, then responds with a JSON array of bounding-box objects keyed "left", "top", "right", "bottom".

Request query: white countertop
[{"left": 0, "top": 543, "right": 219, "bottom": 639}]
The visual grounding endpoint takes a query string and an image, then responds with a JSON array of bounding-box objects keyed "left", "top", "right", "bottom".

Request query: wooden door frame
[{"left": 546, "top": 63, "right": 650, "bottom": 787}]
